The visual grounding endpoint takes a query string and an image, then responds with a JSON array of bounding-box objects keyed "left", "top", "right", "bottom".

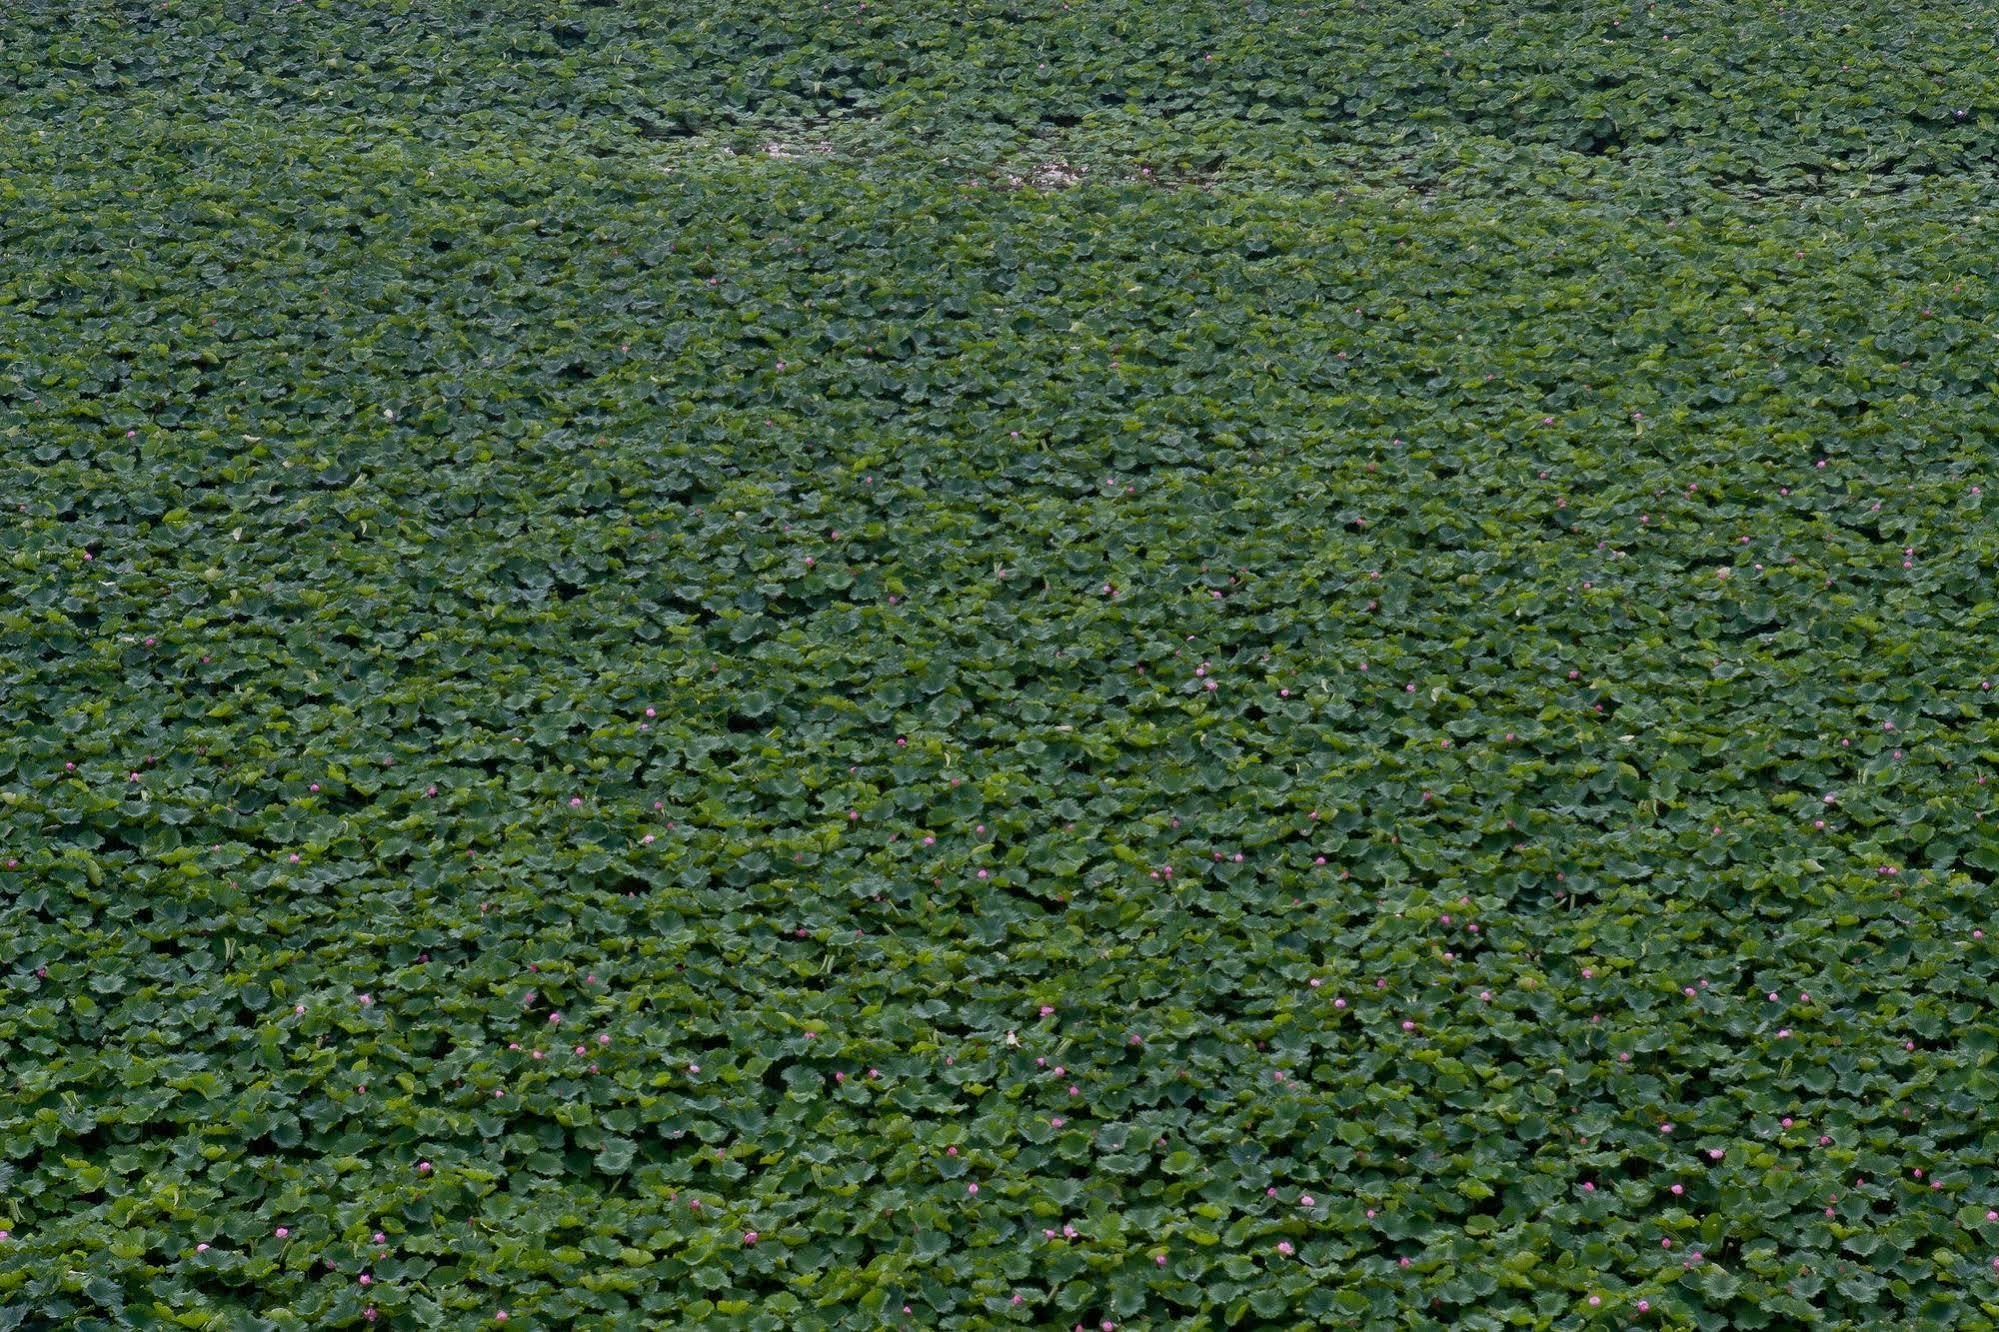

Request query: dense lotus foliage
[{"left": 7, "top": 2, "right": 1999, "bottom": 1328}]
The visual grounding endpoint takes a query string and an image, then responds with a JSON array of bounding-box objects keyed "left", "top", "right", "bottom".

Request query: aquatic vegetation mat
[{"left": 6, "top": 2, "right": 1999, "bottom": 1327}]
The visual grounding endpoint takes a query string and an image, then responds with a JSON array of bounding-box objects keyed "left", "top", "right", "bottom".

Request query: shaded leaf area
[
  {"left": 11, "top": 0, "right": 1999, "bottom": 198},
  {"left": 5, "top": 3, "right": 1999, "bottom": 1330}
]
